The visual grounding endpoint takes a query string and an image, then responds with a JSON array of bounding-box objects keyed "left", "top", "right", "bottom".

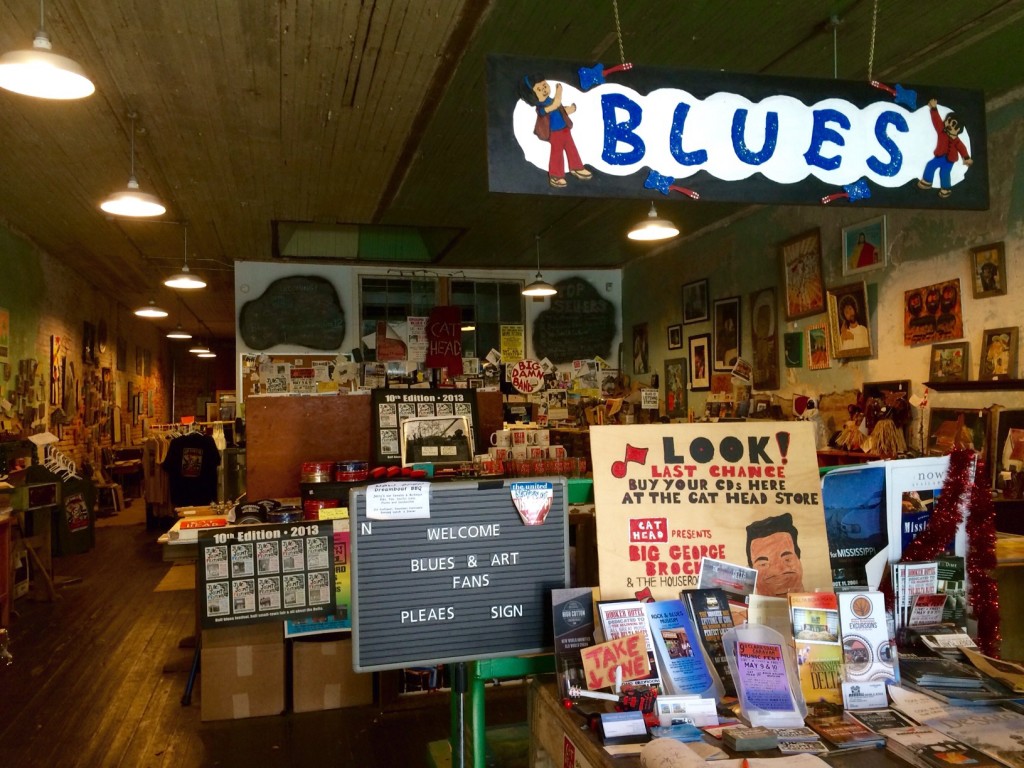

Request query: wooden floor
[{"left": 0, "top": 511, "right": 526, "bottom": 767}]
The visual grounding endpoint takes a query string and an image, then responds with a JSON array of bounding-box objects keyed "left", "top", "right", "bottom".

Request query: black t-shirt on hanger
[{"left": 162, "top": 431, "right": 221, "bottom": 506}]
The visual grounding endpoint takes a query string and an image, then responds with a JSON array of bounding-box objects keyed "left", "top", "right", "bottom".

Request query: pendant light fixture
[
  {"left": 197, "top": 351, "right": 217, "bottom": 359},
  {"left": 166, "top": 324, "right": 191, "bottom": 339},
  {"left": 163, "top": 223, "right": 206, "bottom": 289},
  {"left": 627, "top": 202, "right": 679, "bottom": 242},
  {"left": 0, "top": 0, "right": 95, "bottom": 99},
  {"left": 100, "top": 112, "right": 166, "bottom": 218},
  {"left": 521, "top": 235, "right": 557, "bottom": 298},
  {"left": 134, "top": 298, "right": 168, "bottom": 318},
  {"left": 188, "top": 340, "right": 210, "bottom": 355}
]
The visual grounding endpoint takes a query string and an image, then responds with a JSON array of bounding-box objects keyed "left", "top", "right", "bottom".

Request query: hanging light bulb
[
  {"left": 166, "top": 324, "right": 191, "bottom": 340},
  {"left": 188, "top": 340, "right": 210, "bottom": 354},
  {"left": 164, "top": 224, "right": 206, "bottom": 289},
  {"left": 521, "top": 235, "right": 557, "bottom": 297},
  {"left": 0, "top": 0, "right": 95, "bottom": 99},
  {"left": 627, "top": 202, "right": 679, "bottom": 242},
  {"left": 134, "top": 298, "right": 168, "bottom": 318},
  {"left": 100, "top": 112, "right": 166, "bottom": 217}
]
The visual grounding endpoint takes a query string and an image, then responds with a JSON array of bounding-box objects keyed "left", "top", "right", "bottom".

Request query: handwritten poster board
[
  {"left": 371, "top": 388, "right": 480, "bottom": 465},
  {"left": 197, "top": 521, "right": 336, "bottom": 629},
  {"left": 590, "top": 422, "right": 831, "bottom": 602},
  {"left": 350, "top": 478, "right": 568, "bottom": 671}
]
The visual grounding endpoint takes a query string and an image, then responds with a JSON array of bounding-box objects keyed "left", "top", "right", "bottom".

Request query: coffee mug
[
  {"left": 510, "top": 445, "right": 528, "bottom": 460},
  {"left": 489, "top": 446, "right": 510, "bottom": 461},
  {"left": 531, "top": 429, "right": 550, "bottom": 447},
  {"left": 490, "top": 430, "right": 511, "bottom": 447},
  {"left": 529, "top": 446, "right": 547, "bottom": 459},
  {"left": 510, "top": 428, "right": 530, "bottom": 447},
  {"left": 547, "top": 444, "right": 567, "bottom": 459}
]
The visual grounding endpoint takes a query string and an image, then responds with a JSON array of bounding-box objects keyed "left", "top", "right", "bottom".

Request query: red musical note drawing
[{"left": 611, "top": 444, "right": 649, "bottom": 478}]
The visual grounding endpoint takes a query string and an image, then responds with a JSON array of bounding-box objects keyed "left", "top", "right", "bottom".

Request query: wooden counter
[{"left": 528, "top": 678, "right": 909, "bottom": 768}]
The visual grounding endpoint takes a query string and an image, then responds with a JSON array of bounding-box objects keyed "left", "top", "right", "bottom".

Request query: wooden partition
[{"left": 245, "top": 391, "right": 503, "bottom": 500}]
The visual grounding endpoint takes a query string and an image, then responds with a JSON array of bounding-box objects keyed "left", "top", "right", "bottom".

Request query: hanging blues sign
[{"left": 487, "top": 55, "right": 987, "bottom": 210}]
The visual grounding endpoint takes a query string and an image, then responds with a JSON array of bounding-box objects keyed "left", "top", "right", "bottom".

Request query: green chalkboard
[{"left": 239, "top": 276, "right": 346, "bottom": 350}]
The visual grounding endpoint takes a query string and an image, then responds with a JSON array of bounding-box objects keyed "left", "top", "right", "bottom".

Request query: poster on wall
[
  {"left": 0, "top": 307, "right": 8, "bottom": 358},
  {"left": 590, "top": 422, "right": 831, "bottom": 603},
  {"left": 370, "top": 388, "right": 480, "bottom": 466},
  {"left": 903, "top": 278, "right": 964, "bottom": 346}
]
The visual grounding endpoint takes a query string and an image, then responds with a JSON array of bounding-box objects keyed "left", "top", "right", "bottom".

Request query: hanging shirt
[{"left": 162, "top": 432, "right": 221, "bottom": 507}]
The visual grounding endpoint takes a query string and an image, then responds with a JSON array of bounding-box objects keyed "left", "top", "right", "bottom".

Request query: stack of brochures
[
  {"left": 806, "top": 712, "right": 885, "bottom": 750},
  {"left": 880, "top": 725, "right": 1002, "bottom": 768},
  {"left": 722, "top": 725, "right": 778, "bottom": 751},
  {"left": 898, "top": 655, "right": 1016, "bottom": 703}
]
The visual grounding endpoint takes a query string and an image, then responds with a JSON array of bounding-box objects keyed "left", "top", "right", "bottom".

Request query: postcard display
[
  {"left": 371, "top": 388, "right": 480, "bottom": 466},
  {"left": 590, "top": 421, "right": 832, "bottom": 601},
  {"left": 197, "top": 521, "right": 336, "bottom": 629},
  {"left": 349, "top": 478, "right": 568, "bottom": 671}
]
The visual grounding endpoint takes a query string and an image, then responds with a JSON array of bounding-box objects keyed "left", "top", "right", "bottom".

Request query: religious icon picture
[
  {"left": 841, "top": 216, "right": 887, "bottom": 276},
  {"left": 779, "top": 228, "right": 825, "bottom": 320},
  {"left": 827, "top": 282, "right": 872, "bottom": 359}
]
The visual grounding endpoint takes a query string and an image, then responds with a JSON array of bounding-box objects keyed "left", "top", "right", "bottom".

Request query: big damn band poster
[{"left": 591, "top": 422, "right": 831, "bottom": 602}]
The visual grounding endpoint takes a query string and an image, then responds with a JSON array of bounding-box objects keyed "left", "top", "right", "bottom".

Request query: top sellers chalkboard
[{"left": 350, "top": 478, "right": 568, "bottom": 671}]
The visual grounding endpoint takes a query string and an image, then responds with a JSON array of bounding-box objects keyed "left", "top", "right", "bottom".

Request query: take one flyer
[
  {"left": 644, "top": 599, "right": 716, "bottom": 697},
  {"left": 736, "top": 641, "right": 794, "bottom": 711}
]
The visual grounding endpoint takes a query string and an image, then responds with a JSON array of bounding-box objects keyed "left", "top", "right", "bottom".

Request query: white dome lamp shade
[
  {"left": 627, "top": 202, "right": 679, "bottom": 242},
  {"left": 134, "top": 298, "right": 168, "bottom": 319},
  {"left": 100, "top": 112, "right": 166, "bottom": 218},
  {"left": 521, "top": 235, "right": 557, "bottom": 298},
  {"left": 0, "top": 1, "right": 95, "bottom": 100},
  {"left": 164, "top": 224, "right": 206, "bottom": 289}
]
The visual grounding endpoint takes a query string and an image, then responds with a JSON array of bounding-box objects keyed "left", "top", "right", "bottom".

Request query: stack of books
[{"left": 880, "top": 725, "right": 1002, "bottom": 768}]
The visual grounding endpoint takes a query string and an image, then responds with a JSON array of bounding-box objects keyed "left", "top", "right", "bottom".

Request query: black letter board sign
[
  {"left": 350, "top": 478, "right": 568, "bottom": 671},
  {"left": 371, "top": 387, "right": 480, "bottom": 465},
  {"left": 197, "top": 522, "right": 335, "bottom": 629}
]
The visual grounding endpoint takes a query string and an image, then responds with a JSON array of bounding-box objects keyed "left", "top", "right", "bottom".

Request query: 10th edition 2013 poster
[{"left": 590, "top": 422, "right": 831, "bottom": 602}]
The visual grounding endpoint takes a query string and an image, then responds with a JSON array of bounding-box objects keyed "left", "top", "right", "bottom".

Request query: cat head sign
[{"left": 487, "top": 55, "right": 987, "bottom": 211}]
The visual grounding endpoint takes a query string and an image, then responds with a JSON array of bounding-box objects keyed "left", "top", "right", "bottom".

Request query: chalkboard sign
[
  {"left": 350, "top": 478, "right": 568, "bottom": 671},
  {"left": 239, "top": 275, "right": 346, "bottom": 350},
  {"left": 371, "top": 388, "right": 480, "bottom": 465},
  {"left": 197, "top": 521, "right": 336, "bottom": 629},
  {"left": 532, "top": 276, "right": 617, "bottom": 364}
]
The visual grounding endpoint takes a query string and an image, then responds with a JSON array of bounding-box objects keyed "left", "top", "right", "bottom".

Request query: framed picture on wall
[
  {"left": 927, "top": 407, "right": 991, "bottom": 462},
  {"left": 779, "top": 228, "right": 825, "bottom": 320},
  {"left": 841, "top": 215, "right": 887, "bottom": 276},
  {"left": 827, "top": 281, "right": 872, "bottom": 359},
  {"left": 980, "top": 326, "right": 1019, "bottom": 380},
  {"left": 749, "top": 287, "right": 778, "bottom": 389},
  {"left": 712, "top": 297, "right": 740, "bottom": 371},
  {"left": 784, "top": 331, "right": 803, "bottom": 368},
  {"left": 667, "top": 324, "right": 683, "bottom": 350},
  {"left": 970, "top": 241, "right": 1007, "bottom": 298},
  {"left": 633, "top": 323, "right": 650, "bottom": 375},
  {"left": 664, "top": 357, "right": 687, "bottom": 418},
  {"left": 688, "top": 333, "right": 710, "bottom": 391},
  {"left": 928, "top": 342, "right": 969, "bottom": 383},
  {"left": 682, "top": 279, "right": 709, "bottom": 324},
  {"left": 807, "top": 323, "right": 830, "bottom": 370}
]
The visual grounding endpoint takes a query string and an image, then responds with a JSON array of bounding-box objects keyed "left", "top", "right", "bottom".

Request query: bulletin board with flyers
[{"left": 197, "top": 521, "right": 336, "bottom": 629}]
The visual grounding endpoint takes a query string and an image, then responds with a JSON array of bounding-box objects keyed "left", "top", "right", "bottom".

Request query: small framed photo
[
  {"left": 633, "top": 323, "right": 649, "bottom": 375},
  {"left": 779, "top": 228, "right": 825, "bottom": 320},
  {"left": 688, "top": 334, "right": 711, "bottom": 391},
  {"left": 667, "top": 324, "right": 683, "bottom": 350},
  {"left": 929, "top": 342, "right": 969, "bottom": 383},
  {"left": 807, "top": 323, "right": 830, "bottom": 370},
  {"left": 970, "top": 242, "right": 1007, "bottom": 298},
  {"left": 842, "top": 215, "right": 887, "bottom": 276},
  {"left": 827, "top": 281, "right": 872, "bottom": 359},
  {"left": 664, "top": 357, "right": 687, "bottom": 418},
  {"left": 927, "top": 407, "right": 991, "bottom": 461},
  {"left": 712, "top": 297, "right": 741, "bottom": 371},
  {"left": 783, "top": 331, "right": 803, "bottom": 368},
  {"left": 980, "top": 326, "right": 1019, "bottom": 380},
  {"left": 682, "top": 279, "right": 709, "bottom": 324}
]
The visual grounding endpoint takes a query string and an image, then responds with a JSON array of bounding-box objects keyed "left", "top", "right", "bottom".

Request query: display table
[{"left": 528, "top": 678, "right": 909, "bottom": 768}]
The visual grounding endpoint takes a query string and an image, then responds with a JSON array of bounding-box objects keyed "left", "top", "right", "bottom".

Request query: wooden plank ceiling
[{"left": 0, "top": 0, "right": 1021, "bottom": 338}]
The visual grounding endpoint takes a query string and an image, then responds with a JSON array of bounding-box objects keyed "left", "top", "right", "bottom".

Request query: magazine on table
[
  {"left": 682, "top": 588, "right": 737, "bottom": 697},
  {"left": 883, "top": 456, "right": 970, "bottom": 564},
  {"left": 551, "top": 587, "right": 597, "bottom": 699},
  {"left": 644, "top": 599, "right": 719, "bottom": 697},
  {"left": 789, "top": 592, "right": 844, "bottom": 707},
  {"left": 880, "top": 725, "right": 1003, "bottom": 768}
]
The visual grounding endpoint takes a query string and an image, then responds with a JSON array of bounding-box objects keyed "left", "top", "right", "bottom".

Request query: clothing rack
[{"left": 146, "top": 421, "right": 233, "bottom": 438}]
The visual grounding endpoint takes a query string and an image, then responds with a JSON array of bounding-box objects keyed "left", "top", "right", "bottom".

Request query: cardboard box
[
  {"left": 292, "top": 637, "right": 374, "bottom": 712},
  {"left": 201, "top": 622, "right": 285, "bottom": 721}
]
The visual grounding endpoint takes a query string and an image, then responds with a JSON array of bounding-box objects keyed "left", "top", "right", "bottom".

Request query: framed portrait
[
  {"left": 904, "top": 278, "right": 964, "bottom": 346},
  {"left": 927, "top": 407, "right": 991, "bottom": 462},
  {"left": 993, "top": 409, "right": 1024, "bottom": 477},
  {"left": 979, "top": 326, "right": 1019, "bottom": 380},
  {"left": 682, "top": 279, "right": 709, "bottom": 324},
  {"left": 779, "top": 228, "right": 825, "bottom": 320},
  {"left": 632, "top": 323, "right": 649, "bottom": 374},
  {"left": 928, "top": 342, "right": 969, "bottom": 383},
  {"left": 783, "top": 331, "right": 803, "bottom": 368},
  {"left": 841, "top": 215, "right": 887, "bottom": 276},
  {"left": 749, "top": 287, "right": 778, "bottom": 389},
  {"left": 664, "top": 357, "right": 687, "bottom": 419},
  {"left": 807, "top": 323, "right": 830, "bottom": 370},
  {"left": 827, "top": 281, "right": 872, "bottom": 359},
  {"left": 712, "top": 296, "right": 740, "bottom": 371},
  {"left": 667, "top": 324, "right": 683, "bottom": 350},
  {"left": 688, "top": 333, "right": 711, "bottom": 391},
  {"left": 970, "top": 242, "right": 1007, "bottom": 298}
]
